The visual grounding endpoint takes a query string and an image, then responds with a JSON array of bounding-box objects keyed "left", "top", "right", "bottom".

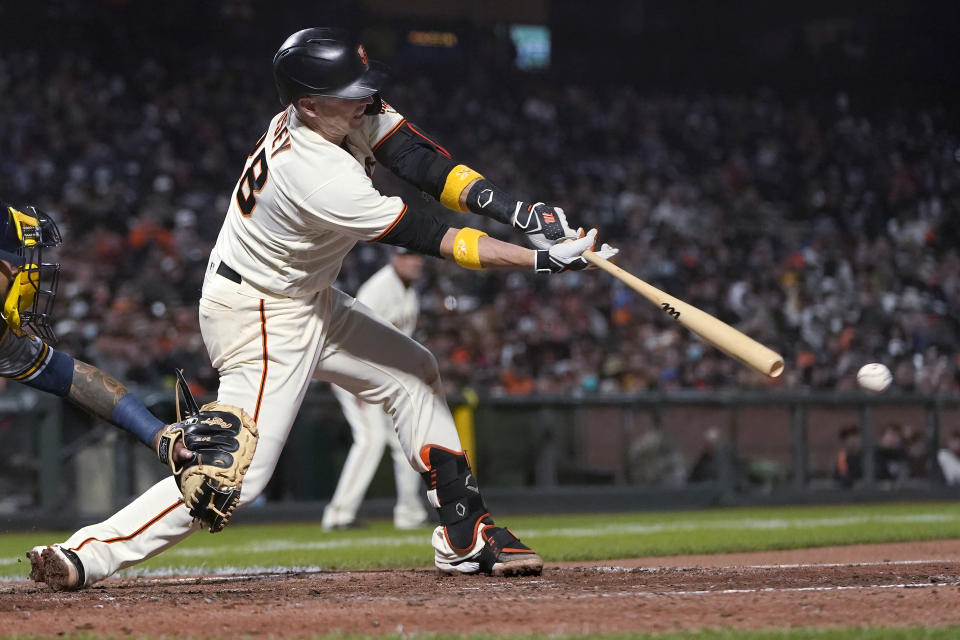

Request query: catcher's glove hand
[{"left": 155, "top": 370, "right": 258, "bottom": 533}]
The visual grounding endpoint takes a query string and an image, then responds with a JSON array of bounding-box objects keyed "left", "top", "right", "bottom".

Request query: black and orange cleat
[{"left": 436, "top": 525, "right": 543, "bottom": 577}]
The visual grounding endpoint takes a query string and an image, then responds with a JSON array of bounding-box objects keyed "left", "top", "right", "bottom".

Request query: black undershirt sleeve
[
  {"left": 373, "top": 203, "right": 451, "bottom": 258},
  {"left": 373, "top": 118, "right": 517, "bottom": 225},
  {"left": 373, "top": 122, "right": 457, "bottom": 200}
]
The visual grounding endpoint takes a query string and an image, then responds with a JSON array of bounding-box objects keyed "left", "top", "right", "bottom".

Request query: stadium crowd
[{"left": 0, "top": 48, "right": 957, "bottom": 398}]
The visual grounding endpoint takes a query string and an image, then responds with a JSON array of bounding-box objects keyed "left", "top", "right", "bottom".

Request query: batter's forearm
[
  {"left": 68, "top": 360, "right": 129, "bottom": 421},
  {"left": 371, "top": 120, "right": 515, "bottom": 225},
  {"left": 458, "top": 178, "right": 481, "bottom": 211},
  {"left": 439, "top": 228, "right": 535, "bottom": 269}
]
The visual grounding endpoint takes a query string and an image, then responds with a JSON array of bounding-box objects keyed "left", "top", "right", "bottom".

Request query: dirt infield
[{"left": 4, "top": 540, "right": 960, "bottom": 637}]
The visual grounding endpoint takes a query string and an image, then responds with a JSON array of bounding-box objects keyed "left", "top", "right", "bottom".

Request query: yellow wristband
[
  {"left": 452, "top": 227, "right": 487, "bottom": 270},
  {"left": 440, "top": 164, "right": 484, "bottom": 212}
]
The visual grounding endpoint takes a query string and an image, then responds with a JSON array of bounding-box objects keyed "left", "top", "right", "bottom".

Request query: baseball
[{"left": 857, "top": 363, "right": 892, "bottom": 393}]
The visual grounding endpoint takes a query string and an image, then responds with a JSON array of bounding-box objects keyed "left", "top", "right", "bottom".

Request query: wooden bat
[{"left": 583, "top": 250, "right": 784, "bottom": 378}]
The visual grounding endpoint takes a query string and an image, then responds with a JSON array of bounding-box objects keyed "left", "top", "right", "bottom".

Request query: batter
[{"left": 29, "top": 27, "right": 616, "bottom": 588}]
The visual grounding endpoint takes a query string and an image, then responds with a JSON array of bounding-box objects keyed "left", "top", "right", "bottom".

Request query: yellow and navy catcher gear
[{"left": 0, "top": 203, "right": 62, "bottom": 344}]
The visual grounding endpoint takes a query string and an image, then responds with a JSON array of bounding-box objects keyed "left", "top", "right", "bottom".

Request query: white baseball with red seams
[
  {"left": 49, "top": 102, "right": 477, "bottom": 587},
  {"left": 857, "top": 363, "right": 892, "bottom": 393}
]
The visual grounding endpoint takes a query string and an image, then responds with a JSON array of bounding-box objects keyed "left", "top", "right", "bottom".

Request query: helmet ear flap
[
  {"left": 274, "top": 75, "right": 292, "bottom": 106},
  {"left": 364, "top": 93, "right": 382, "bottom": 116}
]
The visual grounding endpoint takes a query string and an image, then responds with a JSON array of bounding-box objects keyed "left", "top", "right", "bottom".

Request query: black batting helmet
[{"left": 273, "top": 27, "right": 389, "bottom": 106}]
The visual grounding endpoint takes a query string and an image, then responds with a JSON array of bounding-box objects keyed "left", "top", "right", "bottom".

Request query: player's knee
[{"left": 411, "top": 342, "right": 440, "bottom": 387}]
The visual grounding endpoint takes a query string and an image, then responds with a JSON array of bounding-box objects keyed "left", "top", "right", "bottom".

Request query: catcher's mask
[{"left": 0, "top": 203, "right": 62, "bottom": 343}]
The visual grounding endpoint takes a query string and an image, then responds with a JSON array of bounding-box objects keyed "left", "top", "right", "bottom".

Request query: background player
[
  {"left": 29, "top": 26, "right": 616, "bottom": 589},
  {"left": 0, "top": 200, "right": 192, "bottom": 590},
  {"left": 322, "top": 248, "right": 429, "bottom": 531}
]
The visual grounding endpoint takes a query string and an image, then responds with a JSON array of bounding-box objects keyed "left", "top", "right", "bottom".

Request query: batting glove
[
  {"left": 513, "top": 201, "right": 580, "bottom": 250},
  {"left": 535, "top": 228, "right": 618, "bottom": 273}
]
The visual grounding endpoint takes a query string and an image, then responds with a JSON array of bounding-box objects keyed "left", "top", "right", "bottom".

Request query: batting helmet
[{"left": 273, "top": 27, "right": 389, "bottom": 106}]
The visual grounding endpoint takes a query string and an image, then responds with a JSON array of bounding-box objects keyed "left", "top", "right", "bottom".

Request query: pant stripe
[
  {"left": 254, "top": 299, "right": 268, "bottom": 421},
  {"left": 70, "top": 500, "right": 185, "bottom": 552}
]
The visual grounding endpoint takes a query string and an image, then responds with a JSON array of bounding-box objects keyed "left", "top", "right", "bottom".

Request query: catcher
[{"left": 0, "top": 200, "right": 257, "bottom": 591}]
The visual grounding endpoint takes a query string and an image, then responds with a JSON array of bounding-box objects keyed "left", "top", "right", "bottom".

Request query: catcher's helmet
[
  {"left": 273, "top": 27, "right": 389, "bottom": 106},
  {"left": 0, "top": 202, "right": 62, "bottom": 343}
]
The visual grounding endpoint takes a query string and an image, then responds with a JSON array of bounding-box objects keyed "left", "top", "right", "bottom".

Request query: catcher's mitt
[{"left": 155, "top": 370, "right": 258, "bottom": 533}]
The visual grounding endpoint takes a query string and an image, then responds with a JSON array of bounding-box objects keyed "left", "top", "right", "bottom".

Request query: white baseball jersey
[
  {"left": 58, "top": 100, "right": 478, "bottom": 586},
  {"left": 356, "top": 264, "right": 418, "bottom": 336},
  {"left": 213, "top": 103, "right": 407, "bottom": 297}
]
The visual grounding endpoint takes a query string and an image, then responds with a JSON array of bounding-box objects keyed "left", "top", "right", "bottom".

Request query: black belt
[{"left": 216, "top": 261, "right": 242, "bottom": 284}]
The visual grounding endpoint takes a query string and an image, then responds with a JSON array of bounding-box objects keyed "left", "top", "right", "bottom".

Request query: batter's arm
[
  {"left": 373, "top": 116, "right": 578, "bottom": 248},
  {"left": 373, "top": 206, "right": 598, "bottom": 274},
  {"left": 372, "top": 120, "right": 460, "bottom": 208},
  {"left": 438, "top": 228, "right": 535, "bottom": 269},
  {"left": 373, "top": 122, "right": 510, "bottom": 222},
  {"left": 437, "top": 227, "right": 615, "bottom": 274}
]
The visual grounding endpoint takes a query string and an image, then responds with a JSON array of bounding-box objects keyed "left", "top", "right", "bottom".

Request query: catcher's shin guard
[{"left": 420, "top": 445, "right": 491, "bottom": 554}]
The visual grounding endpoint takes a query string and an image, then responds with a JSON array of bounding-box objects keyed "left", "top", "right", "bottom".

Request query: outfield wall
[{"left": 1, "top": 389, "right": 958, "bottom": 529}]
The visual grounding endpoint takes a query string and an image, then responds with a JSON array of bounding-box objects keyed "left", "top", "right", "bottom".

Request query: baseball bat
[{"left": 583, "top": 250, "right": 784, "bottom": 378}]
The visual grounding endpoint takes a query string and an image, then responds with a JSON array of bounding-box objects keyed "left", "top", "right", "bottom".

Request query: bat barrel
[
  {"left": 584, "top": 250, "right": 785, "bottom": 379},
  {"left": 768, "top": 359, "right": 784, "bottom": 378}
]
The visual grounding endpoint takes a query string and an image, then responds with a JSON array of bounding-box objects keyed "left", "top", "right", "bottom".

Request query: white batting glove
[
  {"left": 513, "top": 202, "right": 580, "bottom": 250},
  {"left": 534, "top": 228, "right": 618, "bottom": 273}
]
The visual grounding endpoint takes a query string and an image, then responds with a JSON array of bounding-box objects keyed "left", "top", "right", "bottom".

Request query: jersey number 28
[{"left": 235, "top": 143, "right": 269, "bottom": 217}]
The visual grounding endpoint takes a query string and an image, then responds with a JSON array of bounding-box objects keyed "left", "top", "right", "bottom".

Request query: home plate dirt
[{"left": 4, "top": 540, "right": 960, "bottom": 636}]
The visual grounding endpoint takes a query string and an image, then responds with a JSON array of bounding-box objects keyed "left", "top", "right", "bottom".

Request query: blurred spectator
[
  {"left": 688, "top": 426, "right": 723, "bottom": 483},
  {"left": 938, "top": 430, "right": 960, "bottom": 486},
  {"left": 875, "top": 423, "right": 908, "bottom": 483},
  {"left": 627, "top": 429, "right": 686, "bottom": 487},
  {"left": 833, "top": 424, "right": 862, "bottom": 488},
  {"left": 902, "top": 423, "right": 928, "bottom": 479},
  {"left": 0, "top": 40, "right": 957, "bottom": 395}
]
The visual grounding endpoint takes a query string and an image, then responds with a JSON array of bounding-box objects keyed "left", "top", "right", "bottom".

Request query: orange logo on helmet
[{"left": 357, "top": 45, "right": 369, "bottom": 67}]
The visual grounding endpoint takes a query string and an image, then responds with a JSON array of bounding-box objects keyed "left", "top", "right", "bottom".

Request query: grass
[
  {"left": 4, "top": 502, "right": 960, "bottom": 639},
  {"left": 2, "top": 500, "right": 960, "bottom": 579}
]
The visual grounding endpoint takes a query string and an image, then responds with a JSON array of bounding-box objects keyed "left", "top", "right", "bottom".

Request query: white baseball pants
[
  {"left": 57, "top": 259, "right": 462, "bottom": 585},
  {"left": 322, "top": 385, "right": 429, "bottom": 530}
]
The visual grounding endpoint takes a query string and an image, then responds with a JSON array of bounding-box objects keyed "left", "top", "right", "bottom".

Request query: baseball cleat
[
  {"left": 436, "top": 526, "right": 543, "bottom": 577},
  {"left": 26, "top": 545, "right": 85, "bottom": 591}
]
